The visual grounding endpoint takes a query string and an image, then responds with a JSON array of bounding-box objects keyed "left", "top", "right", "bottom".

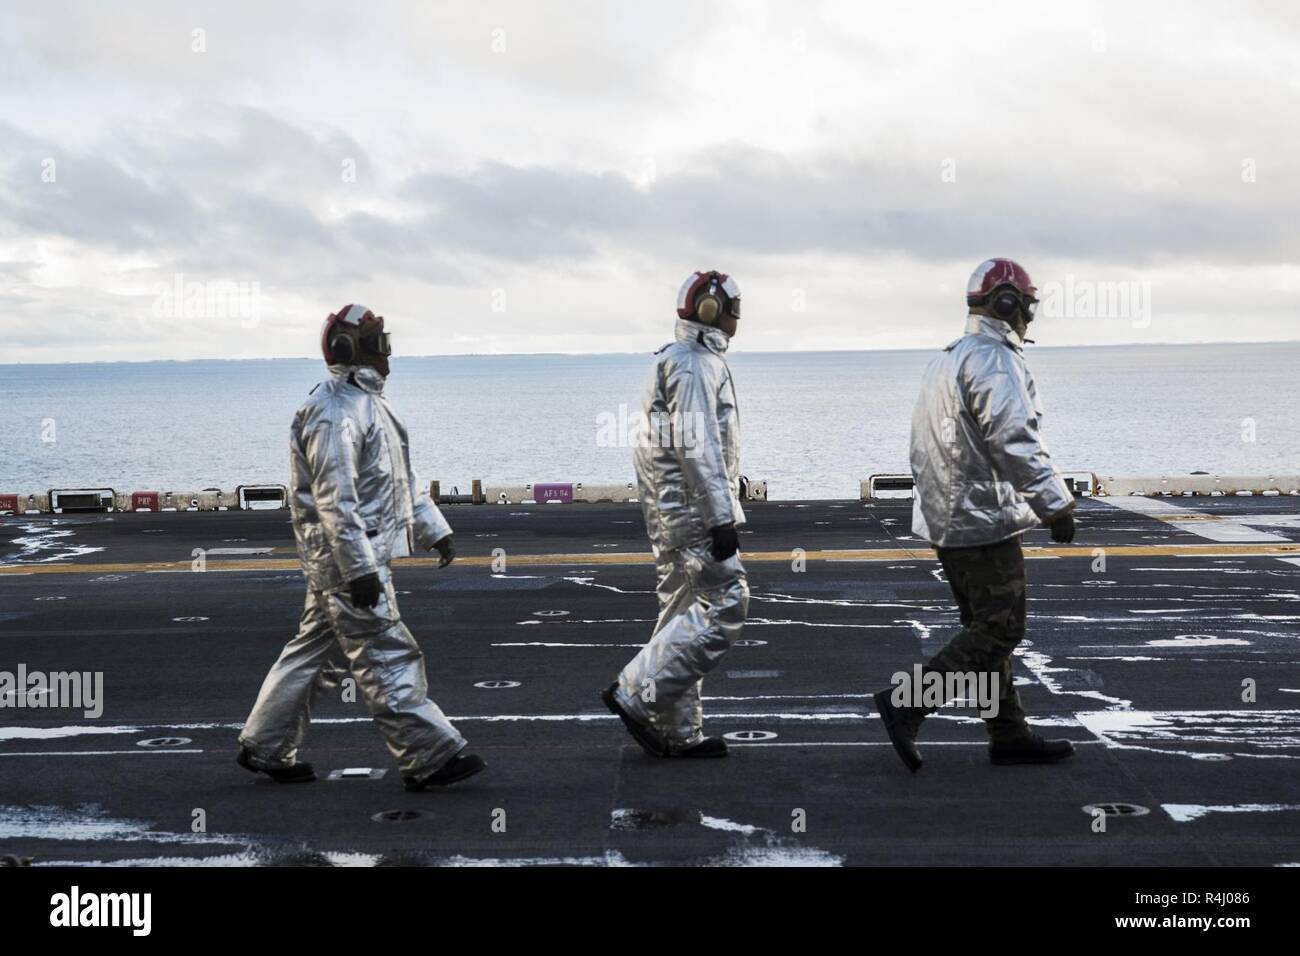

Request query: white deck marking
[
  {"left": 0, "top": 709, "right": 1084, "bottom": 750},
  {"left": 1163, "top": 803, "right": 1300, "bottom": 823},
  {"left": 610, "top": 808, "right": 843, "bottom": 866},
  {"left": 733, "top": 740, "right": 1103, "bottom": 748},
  {"left": 1098, "top": 496, "right": 1291, "bottom": 543},
  {"left": 1077, "top": 709, "right": 1300, "bottom": 761},
  {"left": 492, "top": 641, "right": 645, "bottom": 647},
  {"left": 1016, "top": 647, "right": 1132, "bottom": 709}
]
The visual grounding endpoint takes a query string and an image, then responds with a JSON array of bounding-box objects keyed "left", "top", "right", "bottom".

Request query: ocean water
[{"left": 1, "top": 342, "right": 1297, "bottom": 500}]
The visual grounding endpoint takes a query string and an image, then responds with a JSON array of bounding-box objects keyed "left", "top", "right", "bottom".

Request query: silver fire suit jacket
[
  {"left": 289, "top": 365, "right": 452, "bottom": 592},
  {"left": 910, "top": 313, "right": 1074, "bottom": 549},
  {"left": 634, "top": 319, "right": 746, "bottom": 552}
]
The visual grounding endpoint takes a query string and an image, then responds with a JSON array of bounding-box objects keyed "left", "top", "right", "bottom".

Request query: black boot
[
  {"left": 873, "top": 689, "right": 924, "bottom": 773},
  {"left": 601, "top": 683, "right": 669, "bottom": 757},
  {"left": 237, "top": 747, "right": 316, "bottom": 783},
  {"left": 989, "top": 733, "right": 1075, "bottom": 765},
  {"left": 403, "top": 752, "right": 487, "bottom": 791},
  {"left": 671, "top": 737, "right": 728, "bottom": 758}
]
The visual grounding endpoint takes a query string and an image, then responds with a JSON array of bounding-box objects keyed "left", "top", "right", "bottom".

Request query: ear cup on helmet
[
  {"left": 991, "top": 289, "right": 1021, "bottom": 320},
  {"left": 330, "top": 331, "right": 355, "bottom": 364},
  {"left": 696, "top": 293, "right": 722, "bottom": 325}
]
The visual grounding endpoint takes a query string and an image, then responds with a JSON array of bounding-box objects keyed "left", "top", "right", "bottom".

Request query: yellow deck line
[{"left": 2, "top": 541, "right": 1299, "bottom": 575}]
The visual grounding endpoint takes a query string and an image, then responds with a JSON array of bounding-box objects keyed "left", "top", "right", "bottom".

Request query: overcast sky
[{"left": 1, "top": 0, "right": 1297, "bottom": 363}]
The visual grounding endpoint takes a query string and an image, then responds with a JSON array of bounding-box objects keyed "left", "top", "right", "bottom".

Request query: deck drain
[
  {"left": 1082, "top": 802, "right": 1150, "bottom": 818},
  {"left": 328, "top": 768, "right": 387, "bottom": 781},
  {"left": 532, "top": 610, "right": 569, "bottom": 617},
  {"left": 172, "top": 616, "right": 209, "bottom": 622},
  {"left": 734, "top": 639, "right": 768, "bottom": 647},
  {"left": 723, "top": 730, "right": 778, "bottom": 742},
  {"left": 372, "top": 809, "right": 425, "bottom": 823},
  {"left": 137, "top": 737, "right": 192, "bottom": 748},
  {"left": 474, "top": 680, "right": 521, "bottom": 689}
]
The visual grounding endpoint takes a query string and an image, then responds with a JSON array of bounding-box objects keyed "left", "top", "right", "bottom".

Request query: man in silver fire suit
[
  {"left": 874, "top": 259, "right": 1077, "bottom": 772},
  {"left": 237, "top": 304, "right": 485, "bottom": 790},
  {"left": 602, "top": 270, "right": 749, "bottom": 758}
]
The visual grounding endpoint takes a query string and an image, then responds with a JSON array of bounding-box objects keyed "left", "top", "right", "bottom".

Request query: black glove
[
  {"left": 347, "top": 572, "right": 383, "bottom": 609},
  {"left": 709, "top": 524, "right": 740, "bottom": 561},
  {"left": 1048, "top": 512, "right": 1076, "bottom": 544},
  {"left": 434, "top": 535, "right": 456, "bottom": 568}
]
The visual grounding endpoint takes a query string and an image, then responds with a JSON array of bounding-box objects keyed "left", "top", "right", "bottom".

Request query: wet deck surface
[{"left": 2, "top": 495, "right": 1299, "bottom": 866}]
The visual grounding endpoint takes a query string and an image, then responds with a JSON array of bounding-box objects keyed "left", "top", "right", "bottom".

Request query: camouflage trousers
[{"left": 921, "top": 535, "right": 1031, "bottom": 743}]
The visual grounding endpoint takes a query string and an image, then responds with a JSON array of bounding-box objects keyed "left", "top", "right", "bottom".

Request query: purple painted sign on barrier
[{"left": 534, "top": 483, "right": 574, "bottom": 503}]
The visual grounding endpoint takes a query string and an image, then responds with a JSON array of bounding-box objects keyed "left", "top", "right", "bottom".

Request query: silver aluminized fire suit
[
  {"left": 613, "top": 319, "right": 750, "bottom": 750},
  {"left": 905, "top": 313, "right": 1075, "bottom": 740},
  {"left": 238, "top": 364, "right": 466, "bottom": 779},
  {"left": 910, "top": 313, "right": 1074, "bottom": 547}
]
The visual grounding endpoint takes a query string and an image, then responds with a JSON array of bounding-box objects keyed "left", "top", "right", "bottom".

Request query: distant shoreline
[{"left": 3, "top": 338, "right": 1297, "bottom": 369}]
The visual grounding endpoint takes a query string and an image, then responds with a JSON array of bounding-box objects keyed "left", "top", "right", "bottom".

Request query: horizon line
[{"left": 3, "top": 336, "right": 1299, "bottom": 368}]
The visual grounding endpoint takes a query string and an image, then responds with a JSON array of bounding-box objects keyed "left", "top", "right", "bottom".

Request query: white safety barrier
[
  {"left": 484, "top": 484, "right": 536, "bottom": 504},
  {"left": 201, "top": 490, "right": 239, "bottom": 510},
  {"left": 162, "top": 490, "right": 200, "bottom": 511},
  {"left": 861, "top": 473, "right": 1092, "bottom": 500},
  {"left": 1092, "top": 473, "right": 1300, "bottom": 497},
  {"left": 0, "top": 493, "right": 49, "bottom": 514},
  {"left": 482, "top": 480, "right": 766, "bottom": 504},
  {"left": 573, "top": 482, "right": 637, "bottom": 503},
  {"left": 111, "top": 490, "right": 239, "bottom": 512},
  {"left": 0, "top": 485, "right": 245, "bottom": 513}
]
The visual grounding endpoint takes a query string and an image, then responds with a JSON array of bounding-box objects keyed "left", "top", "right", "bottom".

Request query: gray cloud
[
  {"left": 0, "top": 1, "right": 1297, "bottom": 363},
  {"left": 3, "top": 109, "right": 1297, "bottom": 286}
]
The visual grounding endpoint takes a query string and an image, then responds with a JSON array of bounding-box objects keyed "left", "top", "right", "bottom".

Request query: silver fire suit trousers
[
  {"left": 239, "top": 568, "right": 465, "bottom": 779},
  {"left": 614, "top": 540, "right": 749, "bottom": 749}
]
